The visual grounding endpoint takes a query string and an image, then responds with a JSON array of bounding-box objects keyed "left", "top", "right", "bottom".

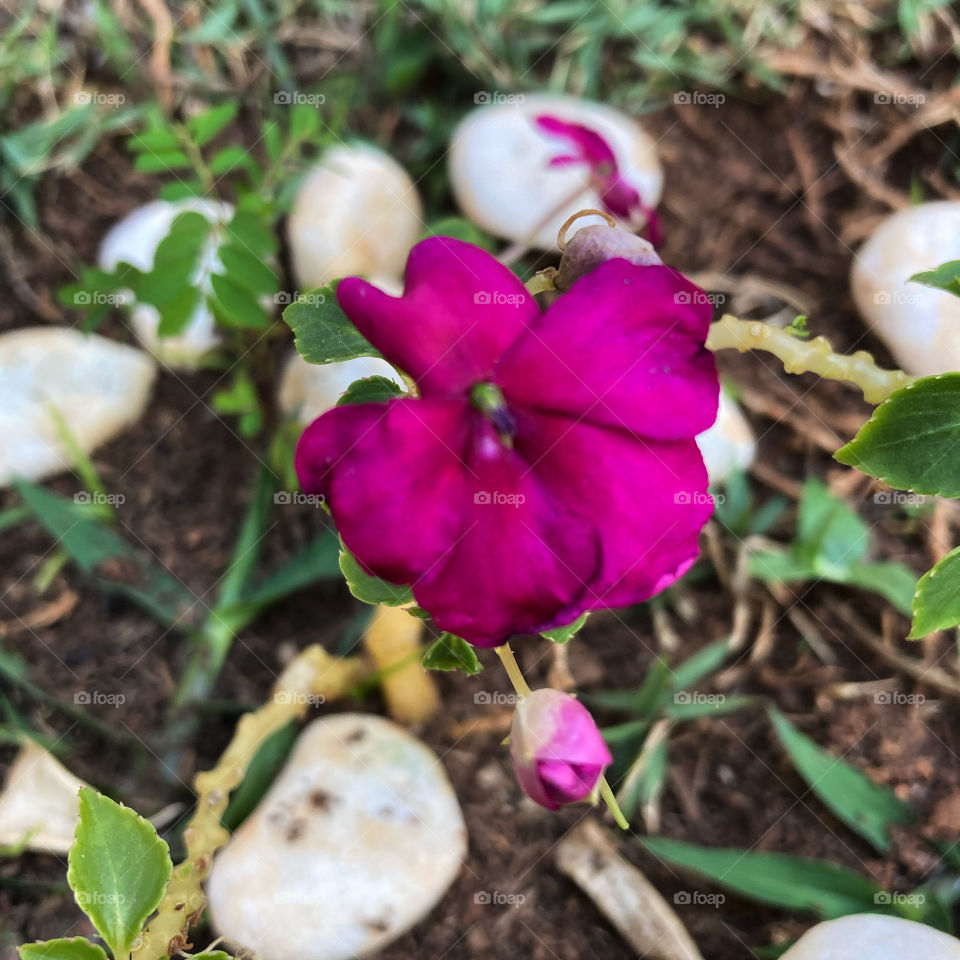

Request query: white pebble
[
  {"left": 206, "top": 713, "right": 466, "bottom": 960},
  {"left": 696, "top": 390, "right": 756, "bottom": 485},
  {"left": 0, "top": 327, "right": 155, "bottom": 487},
  {"left": 287, "top": 145, "right": 423, "bottom": 291},
  {"left": 851, "top": 201, "right": 960, "bottom": 377},
  {"left": 449, "top": 93, "right": 662, "bottom": 250},
  {"left": 781, "top": 914, "right": 960, "bottom": 960}
]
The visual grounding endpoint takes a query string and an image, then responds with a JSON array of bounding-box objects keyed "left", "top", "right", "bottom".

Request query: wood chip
[{"left": 555, "top": 820, "right": 704, "bottom": 960}]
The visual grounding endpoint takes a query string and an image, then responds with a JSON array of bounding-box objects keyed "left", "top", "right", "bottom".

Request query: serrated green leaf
[
  {"left": 186, "top": 103, "right": 238, "bottom": 147},
  {"left": 68, "top": 789, "right": 173, "bottom": 960},
  {"left": 835, "top": 375, "right": 960, "bottom": 498},
  {"left": 541, "top": 612, "right": 588, "bottom": 644},
  {"left": 337, "top": 376, "right": 404, "bottom": 406},
  {"left": 283, "top": 280, "right": 378, "bottom": 364},
  {"left": 210, "top": 274, "right": 271, "bottom": 329},
  {"left": 422, "top": 633, "right": 482, "bottom": 675},
  {"left": 909, "top": 260, "right": 960, "bottom": 299},
  {"left": 19, "top": 939, "right": 107, "bottom": 960},
  {"left": 218, "top": 244, "right": 278, "bottom": 297},
  {"left": 339, "top": 547, "right": 414, "bottom": 606},
  {"left": 640, "top": 836, "right": 883, "bottom": 919},
  {"left": 910, "top": 546, "right": 960, "bottom": 637},
  {"left": 769, "top": 708, "right": 913, "bottom": 852}
]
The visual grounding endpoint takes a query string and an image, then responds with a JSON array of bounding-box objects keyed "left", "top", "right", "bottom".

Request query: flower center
[{"left": 470, "top": 381, "right": 517, "bottom": 446}]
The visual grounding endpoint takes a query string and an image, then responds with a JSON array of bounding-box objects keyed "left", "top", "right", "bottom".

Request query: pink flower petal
[
  {"left": 336, "top": 237, "right": 538, "bottom": 395},
  {"left": 498, "top": 260, "right": 718, "bottom": 440},
  {"left": 296, "top": 397, "right": 473, "bottom": 586},
  {"left": 413, "top": 418, "right": 601, "bottom": 646},
  {"left": 515, "top": 408, "right": 712, "bottom": 608}
]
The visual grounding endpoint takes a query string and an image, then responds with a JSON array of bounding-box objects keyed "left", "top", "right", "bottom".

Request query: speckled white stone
[
  {"left": 287, "top": 145, "right": 423, "bottom": 290},
  {"left": 696, "top": 390, "right": 756, "bottom": 485},
  {"left": 780, "top": 914, "right": 960, "bottom": 960},
  {"left": 206, "top": 713, "right": 467, "bottom": 960},
  {"left": 851, "top": 200, "right": 960, "bottom": 377},
  {"left": 449, "top": 93, "right": 662, "bottom": 250},
  {"left": 98, "top": 198, "right": 234, "bottom": 369},
  {"left": 278, "top": 352, "right": 405, "bottom": 425},
  {"left": 0, "top": 327, "right": 156, "bottom": 487}
]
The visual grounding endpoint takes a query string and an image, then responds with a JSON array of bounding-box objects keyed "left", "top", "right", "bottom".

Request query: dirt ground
[{"left": 3, "top": 82, "right": 960, "bottom": 960}]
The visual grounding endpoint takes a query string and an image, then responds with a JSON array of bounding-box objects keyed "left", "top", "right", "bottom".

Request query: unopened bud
[{"left": 555, "top": 223, "right": 661, "bottom": 291}]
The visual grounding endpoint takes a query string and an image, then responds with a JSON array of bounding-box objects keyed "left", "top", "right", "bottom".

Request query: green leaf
[
  {"left": 665, "top": 693, "right": 756, "bottom": 720},
  {"left": 910, "top": 546, "right": 960, "bottom": 637},
  {"left": 835, "top": 375, "right": 960, "bottom": 498},
  {"left": 769, "top": 708, "right": 913, "bottom": 852},
  {"left": 339, "top": 547, "right": 414, "bottom": 606},
  {"left": 844, "top": 562, "right": 916, "bottom": 617},
  {"left": 218, "top": 244, "right": 278, "bottom": 297},
  {"left": 225, "top": 209, "right": 277, "bottom": 257},
  {"left": 284, "top": 281, "right": 379, "bottom": 364},
  {"left": 641, "top": 836, "right": 883, "bottom": 919},
  {"left": 211, "top": 368, "right": 263, "bottom": 436},
  {"left": 617, "top": 733, "right": 668, "bottom": 821},
  {"left": 133, "top": 150, "right": 191, "bottom": 174},
  {"left": 157, "top": 286, "right": 201, "bottom": 338},
  {"left": 186, "top": 103, "right": 238, "bottom": 147},
  {"left": 14, "top": 480, "right": 200, "bottom": 628},
  {"left": 210, "top": 274, "right": 271, "bottom": 329},
  {"left": 290, "top": 102, "right": 320, "bottom": 141},
  {"left": 422, "top": 633, "right": 482, "bottom": 675},
  {"left": 209, "top": 146, "right": 255, "bottom": 176},
  {"left": 670, "top": 638, "right": 731, "bottom": 691},
  {"left": 337, "top": 376, "right": 404, "bottom": 406},
  {"left": 68, "top": 789, "right": 173, "bottom": 960},
  {"left": 19, "top": 939, "right": 107, "bottom": 960},
  {"left": 541, "top": 612, "right": 588, "bottom": 644},
  {"left": 222, "top": 721, "right": 298, "bottom": 831},
  {"left": 795, "top": 478, "right": 869, "bottom": 571},
  {"left": 909, "top": 260, "right": 960, "bottom": 299}
]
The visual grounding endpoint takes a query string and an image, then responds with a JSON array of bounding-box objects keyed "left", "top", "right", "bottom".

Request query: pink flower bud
[
  {"left": 509, "top": 688, "right": 612, "bottom": 810},
  {"left": 555, "top": 223, "right": 662, "bottom": 291}
]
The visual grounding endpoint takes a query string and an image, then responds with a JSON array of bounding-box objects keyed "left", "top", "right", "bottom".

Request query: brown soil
[{"left": 3, "top": 83, "right": 960, "bottom": 960}]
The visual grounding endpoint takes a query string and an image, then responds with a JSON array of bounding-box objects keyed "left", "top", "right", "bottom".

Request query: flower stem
[
  {"left": 494, "top": 643, "right": 532, "bottom": 697},
  {"left": 495, "top": 644, "right": 627, "bottom": 829},
  {"left": 598, "top": 777, "right": 629, "bottom": 830},
  {"left": 706, "top": 314, "right": 913, "bottom": 404}
]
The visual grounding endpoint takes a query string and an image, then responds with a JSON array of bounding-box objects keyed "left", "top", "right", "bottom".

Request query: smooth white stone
[
  {"left": 0, "top": 739, "right": 90, "bottom": 854},
  {"left": 851, "top": 200, "right": 960, "bottom": 377},
  {"left": 0, "top": 327, "right": 156, "bottom": 487},
  {"left": 278, "top": 352, "right": 405, "bottom": 426},
  {"left": 287, "top": 145, "right": 423, "bottom": 290},
  {"left": 696, "top": 390, "right": 756, "bottom": 484},
  {"left": 206, "top": 713, "right": 467, "bottom": 960},
  {"left": 449, "top": 93, "right": 663, "bottom": 250},
  {"left": 98, "top": 198, "right": 234, "bottom": 369},
  {"left": 780, "top": 914, "right": 960, "bottom": 960}
]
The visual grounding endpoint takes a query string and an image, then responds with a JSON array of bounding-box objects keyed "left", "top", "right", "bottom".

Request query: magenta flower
[
  {"left": 510, "top": 689, "right": 612, "bottom": 810},
  {"left": 534, "top": 114, "right": 661, "bottom": 246},
  {"left": 296, "top": 237, "right": 718, "bottom": 647}
]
